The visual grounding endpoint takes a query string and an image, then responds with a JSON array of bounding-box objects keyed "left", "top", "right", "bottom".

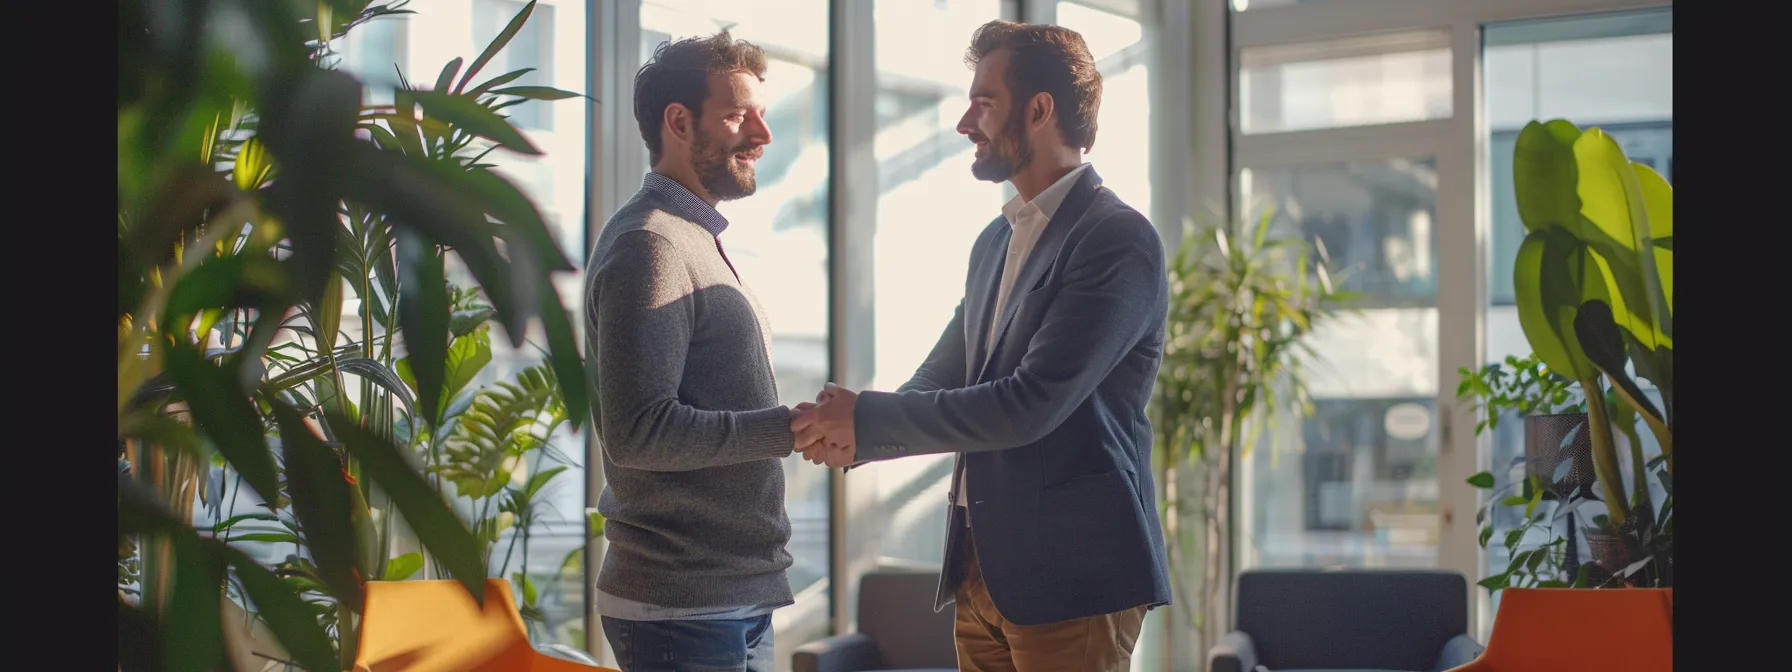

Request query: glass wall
[
  {"left": 867, "top": 0, "right": 1010, "bottom": 568},
  {"left": 1479, "top": 5, "right": 1671, "bottom": 618},
  {"left": 1059, "top": 0, "right": 1154, "bottom": 219},
  {"left": 1238, "top": 158, "right": 1442, "bottom": 569}
]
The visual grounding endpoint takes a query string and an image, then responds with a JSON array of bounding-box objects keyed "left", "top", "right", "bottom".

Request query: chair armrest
[
  {"left": 792, "top": 632, "right": 882, "bottom": 672},
  {"left": 1432, "top": 633, "right": 1486, "bottom": 671},
  {"left": 1207, "top": 631, "right": 1258, "bottom": 672}
]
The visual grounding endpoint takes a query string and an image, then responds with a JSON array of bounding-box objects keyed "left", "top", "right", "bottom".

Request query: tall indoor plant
[
  {"left": 117, "top": 1, "right": 588, "bottom": 670},
  {"left": 1150, "top": 208, "right": 1353, "bottom": 664},
  {"left": 1463, "top": 118, "right": 1673, "bottom": 592}
]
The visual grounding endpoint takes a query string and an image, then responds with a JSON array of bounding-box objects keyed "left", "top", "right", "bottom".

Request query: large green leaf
[
  {"left": 258, "top": 67, "right": 363, "bottom": 307},
  {"left": 336, "top": 357, "right": 419, "bottom": 419},
  {"left": 398, "top": 232, "right": 451, "bottom": 427},
  {"left": 329, "top": 414, "right": 488, "bottom": 605},
  {"left": 465, "top": 67, "right": 535, "bottom": 97},
  {"left": 163, "top": 529, "right": 228, "bottom": 671},
  {"left": 1572, "top": 130, "right": 1672, "bottom": 348},
  {"left": 219, "top": 543, "right": 338, "bottom": 672},
  {"left": 272, "top": 401, "right": 366, "bottom": 613},
  {"left": 1573, "top": 300, "right": 1663, "bottom": 424},
  {"left": 398, "top": 325, "right": 493, "bottom": 427},
  {"left": 1513, "top": 230, "right": 1590, "bottom": 381},
  {"left": 162, "top": 337, "right": 280, "bottom": 503},
  {"left": 412, "top": 90, "right": 541, "bottom": 156},
  {"left": 434, "top": 56, "right": 465, "bottom": 94},
  {"left": 1512, "top": 120, "right": 1584, "bottom": 234},
  {"left": 403, "top": 157, "right": 574, "bottom": 273},
  {"left": 536, "top": 283, "right": 590, "bottom": 430},
  {"left": 455, "top": 0, "right": 537, "bottom": 94}
]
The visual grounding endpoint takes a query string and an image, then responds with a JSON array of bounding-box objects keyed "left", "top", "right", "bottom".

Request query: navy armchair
[
  {"left": 1209, "top": 569, "right": 1484, "bottom": 672},
  {"left": 792, "top": 567, "right": 957, "bottom": 672}
]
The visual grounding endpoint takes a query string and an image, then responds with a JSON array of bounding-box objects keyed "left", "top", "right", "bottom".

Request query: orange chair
[
  {"left": 353, "top": 578, "right": 618, "bottom": 672},
  {"left": 1445, "top": 588, "right": 1672, "bottom": 672}
]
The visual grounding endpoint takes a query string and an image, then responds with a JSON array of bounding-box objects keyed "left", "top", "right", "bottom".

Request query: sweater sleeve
[{"left": 592, "top": 230, "right": 794, "bottom": 472}]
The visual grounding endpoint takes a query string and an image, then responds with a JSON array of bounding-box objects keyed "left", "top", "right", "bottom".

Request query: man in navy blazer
[{"left": 789, "top": 19, "right": 1171, "bottom": 672}]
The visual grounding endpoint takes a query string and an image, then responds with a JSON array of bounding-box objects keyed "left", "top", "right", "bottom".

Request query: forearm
[{"left": 598, "top": 395, "right": 793, "bottom": 472}]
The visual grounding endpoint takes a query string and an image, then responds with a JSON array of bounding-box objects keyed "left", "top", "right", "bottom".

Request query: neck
[
  {"left": 651, "top": 159, "right": 717, "bottom": 207},
  {"left": 1008, "top": 146, "right": 1084, "bottom": 203}
]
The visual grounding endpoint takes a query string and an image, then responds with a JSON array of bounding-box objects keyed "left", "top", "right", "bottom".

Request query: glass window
[
  {"left": 1237, "top": 157, "right": 1441, "bottom": 570},
  {"left": 1479, "top": 6, "right": 1671, "bottom": 623},
  {"left": 1239, "top": 30, "right": 1451, "bottom": 134},
  {"left": 1230, "top": 0, "right": 1324, "bottom": 9},
  {"left": 640, "top": 2, "right": 833, "bottom": 662},
  {"left": 472, "top": 0, "right": 557, "bottom": 131},
  {"left": 868, "top": 0, "right": 1010, "bottom": 568},
  {"left": 1058, "top": 0, "right": 1153, "bottom": 219}
]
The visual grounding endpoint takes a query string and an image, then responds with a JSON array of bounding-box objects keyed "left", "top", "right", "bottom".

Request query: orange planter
[
  {"left": 1445, "top": 587, "right": 1672, "bottom": 672},
  {"left": 353, "top": 578, "right": 616, "bottom": 672}
]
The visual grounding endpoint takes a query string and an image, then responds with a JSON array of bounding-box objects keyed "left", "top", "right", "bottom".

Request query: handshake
[{"left": 789, "top": 382, "right": 859, "bottom": 468}]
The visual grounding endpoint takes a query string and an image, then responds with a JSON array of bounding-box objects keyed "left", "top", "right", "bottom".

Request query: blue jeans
[{"left": 601, "top": 615, "right": 774, "bottom": 672}]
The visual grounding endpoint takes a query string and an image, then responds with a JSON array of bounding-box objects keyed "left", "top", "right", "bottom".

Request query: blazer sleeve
[{"left": 853, "top": 212, "right": 1165, "bottom": 456}]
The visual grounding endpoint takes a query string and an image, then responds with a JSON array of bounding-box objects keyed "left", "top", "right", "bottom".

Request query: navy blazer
[{"left": 853, "top": 166, "right": 1172, "bottom": 626}]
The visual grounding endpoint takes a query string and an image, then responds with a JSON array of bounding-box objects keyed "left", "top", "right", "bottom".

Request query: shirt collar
[
  {"left": 1001, "top": 163, "right": 1092, "bottom": 229},
  {"left": 642, "top": 171, "right": 730, "bottom": 237}
]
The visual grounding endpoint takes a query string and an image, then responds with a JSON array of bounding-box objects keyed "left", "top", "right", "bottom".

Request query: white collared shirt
[{"left": 960, "top": 162, "right": 1092, "bottom": 511}]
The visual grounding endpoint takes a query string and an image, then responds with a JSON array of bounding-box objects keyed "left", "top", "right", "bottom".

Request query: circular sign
[{"left": 1384, "top": 403, "right": 1432, "bottom": 441}]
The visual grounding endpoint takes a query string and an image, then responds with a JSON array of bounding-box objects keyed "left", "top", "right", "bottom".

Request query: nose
[
  {"left": 956, "top": 103, "right": 977, "bottom": 137},
  {"left": 746, "top": 109, "right": 773, "bottom": 147}
]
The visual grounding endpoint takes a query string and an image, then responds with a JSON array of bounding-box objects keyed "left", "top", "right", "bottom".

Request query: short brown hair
[
  {"left": 965, "top": 21, "right": 1103, "bottom": 151},
  {"left": 634, "top": 32, "right": 769, "bottom": 165}
]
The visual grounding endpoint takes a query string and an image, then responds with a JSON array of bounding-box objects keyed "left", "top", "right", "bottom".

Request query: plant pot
[
  {"left": 1524, "top": 413, "right": 1596, "bottom": 496},
  {"left": 1585, "top": 530, "right": 1631, "bottom": 575}
]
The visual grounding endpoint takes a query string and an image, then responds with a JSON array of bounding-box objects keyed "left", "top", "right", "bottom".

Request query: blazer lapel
[{"left": 976, "top": 166, "right": 1104, "bottom": 383}]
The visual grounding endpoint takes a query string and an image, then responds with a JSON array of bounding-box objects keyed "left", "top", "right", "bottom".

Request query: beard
[
  {"left": 692, "top": 132, "right": 761, "bottom": 202},
  {"left": 970, "top": 108, "right": 1033, "bottom": 182}
]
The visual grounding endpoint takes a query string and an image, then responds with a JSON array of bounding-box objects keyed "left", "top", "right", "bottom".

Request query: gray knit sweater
[{"left": 584, "top": 176, "right": 796, "bottom": 611}]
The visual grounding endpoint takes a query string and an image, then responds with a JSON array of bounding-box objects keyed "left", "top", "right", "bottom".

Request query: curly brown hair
[
  {"left": 965, "top": 21, "right": 1103, "bottom": 151},
  {"left": 634, "top": 32, "right": 769, "bottom": 165}
]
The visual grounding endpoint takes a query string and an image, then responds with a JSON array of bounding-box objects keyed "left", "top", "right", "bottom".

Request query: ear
[
  {"left": 1028, "top": 91, "right": 1055, "bottom": 132},
  {"left": 664, "top": 102, "right": 695, "bottom": 147}
]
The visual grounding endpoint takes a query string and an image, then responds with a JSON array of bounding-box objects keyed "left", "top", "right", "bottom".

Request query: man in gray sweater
[{"left": 584, "top": 32, "right": 818, "bottom": 672}]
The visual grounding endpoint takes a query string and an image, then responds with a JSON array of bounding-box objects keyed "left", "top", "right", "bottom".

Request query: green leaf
[
  {"left": 220, "top": 543, "right": 338, "bottom": 672},
  {"left": 162, "top": 528, "right": 227, "bottom": 672},
  {"left": 228, "top": 532, "right": 304, "bottom": 544},
  {"left": 1504, "top": 528, "right": 1525, "bottom": 550},
  {"left": 434, "top": 57, "right": 465, "bottom": 94},
  {"left": 1513, "top": 230, "right": 1585, "bottom": 381},
  {"left": 456, "top": 0, "right": 537, "bottom": 94},
  {"left": 336, "top": 357, "right": 420, "bottom": 419},
  {"left": 1537, "top": 580, "right": 1568, "bottom": 588},
  {"left": 1478, "top": 525, "right": 1493, "bottom": 548},
  {"left": 330, "top": 414, "right": 488, "bottom": 606},
  {"left": 1574, "top": 300, "right": 1664, "bottom": 422},
  {"left": 523, "top": 465, "right": 569, "bottom": 499},
  {"left": 162, "top": 337, "right": 280, "bottom": 503},
  {"left": 1573, "top": 564, "right": 1595, "bottom": 587},
  {"left": 488, "top": 85, "right": 584, "bottom": 101},
  {"left": 272, "top": 401, "right": 365, "bottom": 613},
  {"left": 233, "top": 136, "right": 276, "bottom": 191},
  {"left": 398, "top": 232, "right": 451, "bottom": 427},
  {"left": 1526, "top": 547, "right": 1548, "bottom": 571},
  {"left": 164, "top": 252, "right": 290, "bottom": 324},
  {"left": 589, "top": 511, "right": 606, "bottom": 539},
  {"left": 512, "top": 572, "right": 538, "bottom": 606},
  {"left": 466, "top": 67, "right": 535, "bottom": 97},
  {"left": 258, "top": 67, "right": 363, "bottom": 306},
  {"left": 1467, "top": 471, "right": 1495, "bottom": 489},
  {"left": 412, "top": 90, "right": 541, "bottom": 156},
  {"left": 1512, "top": 119, "right": 1584, "bottom": 234},
  {"left": 536, "top": 285, "right": 590, "bottom": 430},
  {"left": 1477, "top": 573, "right": 1510, "bottom": 591},
  {"left": 1500, "top": 495, "right": 1528, "bottom": 507},
  {"left": 383, "top": 552, "right": 425, "bottom": 581}
]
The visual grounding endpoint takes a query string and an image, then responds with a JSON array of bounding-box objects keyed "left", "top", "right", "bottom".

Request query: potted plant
[
  {"left": 117, "top": 1, "right": 590, "bottom": 670},
  {"left": 1460, "top": 118, "right": 1672, "bottom": 594},
  {"left": 1149, "top": 207, "right": 1354, "bottom": 665}
]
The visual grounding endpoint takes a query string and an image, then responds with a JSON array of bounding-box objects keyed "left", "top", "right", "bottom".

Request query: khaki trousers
[{"left": 953, "top": 536, "right": 1148, "bottom": 672}]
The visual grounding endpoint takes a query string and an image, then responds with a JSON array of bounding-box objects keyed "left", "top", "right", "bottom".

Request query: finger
[
  {"left": 790, "top": 409, "right": 816, "bottom": 432},
  {"left": 793, "top": 402, "right": 816, "bottom": 413}
]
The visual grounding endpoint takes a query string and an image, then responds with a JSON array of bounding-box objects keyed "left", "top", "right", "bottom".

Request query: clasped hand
[{"left": 790, "top": 382, "right": 856, "bottom": 468}]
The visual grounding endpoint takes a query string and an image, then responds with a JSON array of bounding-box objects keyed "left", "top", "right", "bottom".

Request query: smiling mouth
[{"left": 733, "top": 151, "right": 760, "bottom": 164}]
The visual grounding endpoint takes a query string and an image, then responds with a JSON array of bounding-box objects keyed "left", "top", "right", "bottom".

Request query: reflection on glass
[
  {"left": 1230, "top": 0, "right": 1324, "bottom": 10},
  {"left": 1058, "top": 1, "right": 1152, "bottom": 219},
  {"left": 869, "top": 0, "right": 1007, "bottom": 567},
  {"left": 1238, "top": 158, "right": 1440, "bottom": 570},
  {"left": 1239, "top": 31, "right": 1451, "bottom": 134},
  {"left": 1480, "top": 7, "right": 1671, "bottom": 625},
  {"left": 640, "top": 4, "right": 831, "bottom": 666}
]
